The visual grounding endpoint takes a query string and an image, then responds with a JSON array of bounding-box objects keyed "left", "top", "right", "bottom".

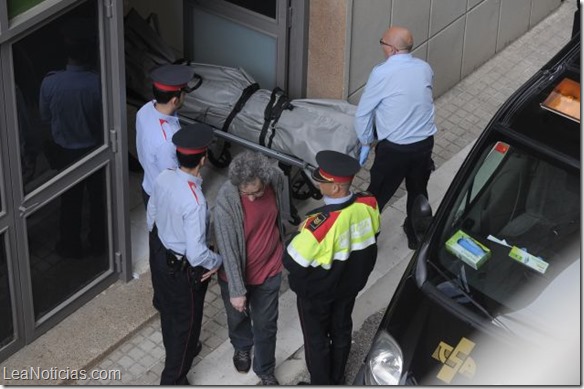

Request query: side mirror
[{"left": 411, "top": 195, "right": 433, "bottom": 243}]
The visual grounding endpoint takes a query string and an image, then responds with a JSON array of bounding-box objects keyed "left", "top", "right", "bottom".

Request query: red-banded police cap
[
  {"left": 150, "top": 64, "right": 195, "bottom": 92},
  {"left": 172, "top": 123, "right": 214, "bottom": 155},
  {"left": 311, "top": 150, "right": 360, "bottom": 183}
]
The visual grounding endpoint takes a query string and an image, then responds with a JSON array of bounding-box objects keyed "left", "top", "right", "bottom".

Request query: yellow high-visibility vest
[{"left": 287, "top": 194, "right": 380, "bottom": 270}]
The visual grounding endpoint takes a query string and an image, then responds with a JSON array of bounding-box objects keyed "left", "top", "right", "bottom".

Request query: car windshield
[{"left": 429, "top": 137, "right": 580, "bottom": 319}]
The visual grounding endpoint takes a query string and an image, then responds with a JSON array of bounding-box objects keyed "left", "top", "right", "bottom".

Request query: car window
[{"left": 431, "top": 140, "right": 580, "bottom": 317}]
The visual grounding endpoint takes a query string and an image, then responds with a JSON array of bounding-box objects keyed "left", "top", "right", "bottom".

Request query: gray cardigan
[{"left": 213, "top": 167, "right": 286, "bottom": 298}]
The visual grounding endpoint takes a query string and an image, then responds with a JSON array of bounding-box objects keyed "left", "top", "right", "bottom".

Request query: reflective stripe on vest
[{"left": 287, "top": 198, "right": 380, "bottom": 269}]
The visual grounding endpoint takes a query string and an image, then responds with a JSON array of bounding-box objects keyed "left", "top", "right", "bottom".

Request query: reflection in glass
[
  {"left": 7, "top": 0, "right": 46, "bottom": 19},
  {"left": 191, "top": 8, "right": 277, "bottom": 90},
  {"left": 0, "top": 237, "right": 14, "bottom": 349},
  {"left": 224, "top": 0, "right": 276, "bottom": 19},
  {"left": 27, "top": 168, "right": 109, "bottom": 320},
  {"left": 13, "top": 0, "right": 103, "bottom": 195}
]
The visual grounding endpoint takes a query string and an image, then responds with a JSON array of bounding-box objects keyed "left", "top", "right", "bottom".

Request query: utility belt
[{"left": 165, "top": 249, "right": 207, "bottom": 291}]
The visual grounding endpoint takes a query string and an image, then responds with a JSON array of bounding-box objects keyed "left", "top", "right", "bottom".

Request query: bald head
[{"left": 381, "top": 26, "right": 414, "bottom": 56}]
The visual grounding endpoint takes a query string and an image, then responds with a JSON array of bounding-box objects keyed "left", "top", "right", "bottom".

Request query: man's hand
[
  {"left": 201, "top": 267, "right": 218, "bottom": 282},
  {"left": 230, "top": 296, "right": 247, "bottom": 313},
  {"left": 359, "top": 145, "right": 371, "bottom": 166}
]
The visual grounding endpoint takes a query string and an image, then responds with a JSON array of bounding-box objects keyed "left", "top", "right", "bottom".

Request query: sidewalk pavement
[{"left": 0, "top": 1, "right": 575, "bottom": 386}]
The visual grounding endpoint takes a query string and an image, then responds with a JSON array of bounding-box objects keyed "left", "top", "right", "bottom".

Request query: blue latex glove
[{"left": 359, "top": 145, "right": 371, "bottom": 166}]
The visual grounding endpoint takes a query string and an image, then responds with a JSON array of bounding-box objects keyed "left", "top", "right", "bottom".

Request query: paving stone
[
  {"left": 128, "top": 362, "right": 144, "bottom": 376},
  {"left": 150, "top": 345, "right": 165, "bottom": 360},
  {"left": 205, "top": 335, "right": 224, "bottom": 349},
  {"left": 127, "top": 346, "right": 145, "bottom": 361},
  {"left": 138, "top": 338, "right": 156, "bottom": 353},
  {"left": 117, "top": 355, "right": 134, "bottom": 370},
  {"left": 137, "top": 354, "right": 158, "bottom": 370}
]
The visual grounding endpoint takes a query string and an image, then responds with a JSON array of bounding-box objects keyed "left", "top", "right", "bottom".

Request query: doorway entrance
[{"left": 0, "top": 0, "right": 129, "bottom": 362}]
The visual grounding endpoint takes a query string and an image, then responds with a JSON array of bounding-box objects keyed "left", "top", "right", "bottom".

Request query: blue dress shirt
[
  {"left": 147, "top": 168, "right": 223, "bottom": 270},
  {"left": 354, "top": 53, "right": 437, "bottom": 145},
  {"left": 39, "top": 64, "right": 102, "bottom": 149},
  {"left": 136, "top": 100, "right": 181, "bottom": 196}
]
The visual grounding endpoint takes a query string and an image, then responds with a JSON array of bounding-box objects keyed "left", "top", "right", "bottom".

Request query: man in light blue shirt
[
  {"left": 147, "top": 123, "right": 222, "bottom": 385},
  {"left": 354, "top": 26, "right": 437, "bottom": 249},
  {"left": 136, "top": 64, "right": 195, "bottom": 207}
]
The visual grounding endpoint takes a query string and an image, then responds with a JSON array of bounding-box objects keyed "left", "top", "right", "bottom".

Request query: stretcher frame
[{"left": 126, "top": 96, "right": 321, "bottom": 225}]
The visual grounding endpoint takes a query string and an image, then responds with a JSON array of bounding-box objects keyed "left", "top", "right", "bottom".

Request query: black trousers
[
  {"left": 149, "top": 232, "right": 207, "bottom": 385},
  {"left": 296, "top": 295, "right": 357, "bottom": 385},
  {"left": 58, "top": 147, "right": 105, "bottom": 254},
  {"left": 367, "top": 136, "right": 434, "bottom": 221}
]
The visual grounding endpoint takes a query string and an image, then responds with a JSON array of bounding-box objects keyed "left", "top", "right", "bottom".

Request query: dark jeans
[
  {"left": 219, "top": 273, "right": 281, "bottom": 376},
  {"left": 368, "top": 136, "right": 434, "bottom": 221},
  {"left": 149, "top": 232, "right": 207, "bottom": 385},
  {"left": 296, "top": 294, "right": 357, "bottom": 385}
]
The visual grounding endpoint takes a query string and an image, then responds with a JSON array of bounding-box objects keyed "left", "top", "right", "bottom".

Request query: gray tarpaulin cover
[{"left": 125, "top": 8, "right": 359, "bottom": 168}]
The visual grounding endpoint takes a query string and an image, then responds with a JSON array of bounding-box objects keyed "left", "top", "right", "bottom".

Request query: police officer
[
  {"left": 284, "top": 150, "right": 381, "bottom": 385},
  {"left": 137, "top": 63, "right": 197, "bottom": 207},
  {"left": 147, "top": 123, "right": 223, "bottom": 385}
]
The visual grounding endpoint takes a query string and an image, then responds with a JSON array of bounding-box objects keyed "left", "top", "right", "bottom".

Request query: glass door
[{"left": 0, "top": 0, "right": 129, "bottom": 357}]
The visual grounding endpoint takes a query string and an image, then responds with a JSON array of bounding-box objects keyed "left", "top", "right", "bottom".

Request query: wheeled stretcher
[{"left": 124, "top": 8, "right": 361, "bottom": 221}]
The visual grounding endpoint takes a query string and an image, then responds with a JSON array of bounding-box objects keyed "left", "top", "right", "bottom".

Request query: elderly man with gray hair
[{"left": 213, "top": 150, "right": 287, "bottom": 386}]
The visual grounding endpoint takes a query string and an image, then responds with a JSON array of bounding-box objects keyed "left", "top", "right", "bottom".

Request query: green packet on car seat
[
  {"left": 445, "top": 230, "right": 491, "bottom": 270},
  {"left": 508, "top": 246, "right": 549, "bottom": 274}
]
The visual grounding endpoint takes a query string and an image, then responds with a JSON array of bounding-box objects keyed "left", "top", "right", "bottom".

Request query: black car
[{"left": 353, "top": 33, "right": 580, "bottom": 386}]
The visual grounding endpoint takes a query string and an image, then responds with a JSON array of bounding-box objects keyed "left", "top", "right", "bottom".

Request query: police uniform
[
  {"left": 283, "top": 151, "right": 381, "bottom": 385},
  {"left": 146, "top": 123, "right": 223, "bottom": 385},
  {"left": 136, "top": 64, "right": 196, "bottom": 206}
]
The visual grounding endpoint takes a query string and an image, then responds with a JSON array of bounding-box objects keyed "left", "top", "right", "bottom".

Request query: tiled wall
[{"left": 346, "top": 0, "right": 562, "bottom": 104}]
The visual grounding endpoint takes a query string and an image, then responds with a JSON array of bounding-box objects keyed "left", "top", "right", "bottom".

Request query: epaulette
[
  {"left": 307, "top": 212, "right": 329, "bottom": 232},
  {"left": 304, "top": 211, "right": 341, "bottom": 243},
  {"left": 355, "top": 192, "right": 378, "bottom": 209}
]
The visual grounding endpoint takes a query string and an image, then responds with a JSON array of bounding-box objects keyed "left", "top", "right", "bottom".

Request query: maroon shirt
[{"left": 219, "top": 185, "right": 283, "bottom": 285}]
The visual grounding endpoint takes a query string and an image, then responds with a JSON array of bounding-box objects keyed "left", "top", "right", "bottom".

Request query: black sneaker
[
  {"left": 258, "top": 373, "right": 279, "bottom": 385},
  {"left": 402, "top": 218, "right": 418, "bottom": 250},
  {"left": 233, "top": 349, "right": 251, "bottom": 373}
]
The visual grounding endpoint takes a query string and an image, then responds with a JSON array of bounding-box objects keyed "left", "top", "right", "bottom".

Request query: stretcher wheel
[
  {"left": 290, "top": 167, "right": 322, "bottom": 200},
  {"left": 311, "top": 190, "right": 323, "bottom": 200},
  {"left": 207, "top": 141, "right": 232, "bottom": 168},
  {"left": 288, "top": 214, "right": 301, "bottom": 225}
]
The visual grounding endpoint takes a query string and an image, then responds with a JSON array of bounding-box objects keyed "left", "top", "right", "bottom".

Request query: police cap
[
  {"left": 150, "top": 64, "right": 195, "bottom": 92},
  {"left": 312, "top": 150, "right": 360, "bottom": 183},
  {"left": 172, "top": 123, "right": 214, "bottom": 155}
]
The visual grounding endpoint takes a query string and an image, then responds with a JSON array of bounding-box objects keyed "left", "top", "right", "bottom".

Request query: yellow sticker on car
[{"left": 432, "top": 337, "right": 476, "bottom": 383}]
